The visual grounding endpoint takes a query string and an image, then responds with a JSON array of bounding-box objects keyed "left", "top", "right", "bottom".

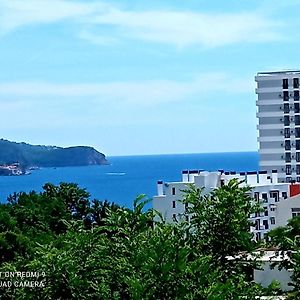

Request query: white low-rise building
[
  {"left": 153, "top": 170, "right": 300, "bottom": 290},
  {"left": 227, "top": 251, "right": 293, "bottom": 291},
  {"left": 253, "top": 251, "right": 292, "bottom": 291},
  {"left": 153, "top": 169, "right": 300, "bottom": 241}
]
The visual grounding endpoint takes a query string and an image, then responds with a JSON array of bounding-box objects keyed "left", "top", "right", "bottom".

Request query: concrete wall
[
  {"left": 153, "top": 182, "right": 190, "bottom": 223},
  {"left": 254, "top": 262, "right": 292, "bottom": 291},
  {"left": 257, "top": 80, "right": 283, "bottom": 89},
  {"left": 276, "top": 194, "right": 300, "bottom": 227},
  {"left": 258, "top": 105, "right": 283, "bottom": 113},
  {"left": 259, "top": 117, "right": 283, "bottom": 125}
]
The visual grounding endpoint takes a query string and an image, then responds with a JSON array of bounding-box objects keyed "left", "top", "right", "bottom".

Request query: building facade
[
  {"left": 152, "top": 70, "right": 300, "bottom": 290},
  {"left": 153, "top": 170, "right": 300, "bottom": 241},
  {"left": 153, "top": 70, "right": 300, "bottom": 242},
  {"left": 256, "top": 70, "right": 300, "bottom": 183}
]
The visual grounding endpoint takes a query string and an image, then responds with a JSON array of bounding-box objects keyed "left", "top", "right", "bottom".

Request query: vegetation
[
  {"left": 0, "top": 139, "right": 107, "bottom": 169},
  {"left": 0, "top": 180, "right": 279, "bottom": 299},
  {"left": 267, "top": 216, "right": 300, "bottom": 299}
]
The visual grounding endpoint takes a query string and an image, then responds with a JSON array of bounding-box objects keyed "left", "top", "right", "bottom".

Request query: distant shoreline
[{"left": 0, "top": 163, "right": 25, "bottom": 176}]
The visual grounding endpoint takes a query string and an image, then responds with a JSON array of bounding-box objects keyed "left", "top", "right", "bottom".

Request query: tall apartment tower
[{"left": 256, "top": 71, "right": 300, "bottom": 183}]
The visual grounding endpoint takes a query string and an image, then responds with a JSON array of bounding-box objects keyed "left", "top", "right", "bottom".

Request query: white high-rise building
[
  {"left": 256, "top": 71, "right": 300, "bottom": 183},
  {"left": 152, "top": 70, "right": 300, "bottom": 242}
]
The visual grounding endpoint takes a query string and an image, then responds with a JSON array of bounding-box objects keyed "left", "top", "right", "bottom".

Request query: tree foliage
[
  {"left": 267, "top": 216, "right": 300, "bottom": 299},
  {"left": 0, "top": 180, "right": 273, "bottom": 299},
  {"left": 183, "top": 180, "right": 259, "bottom": 263}
]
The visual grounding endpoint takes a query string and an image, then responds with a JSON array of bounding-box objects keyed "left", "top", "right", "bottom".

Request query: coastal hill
[{"left": 0, "top": 139, "right": 108, "bottom": 172}]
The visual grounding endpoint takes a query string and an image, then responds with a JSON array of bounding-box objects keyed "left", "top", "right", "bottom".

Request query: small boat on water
[{"left": 106, "top": 172, "right": 126, "bottom": 176}]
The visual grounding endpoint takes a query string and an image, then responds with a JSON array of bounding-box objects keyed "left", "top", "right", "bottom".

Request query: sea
[{"left": 0, "top": 152, "right": 259, "bottom": 207}]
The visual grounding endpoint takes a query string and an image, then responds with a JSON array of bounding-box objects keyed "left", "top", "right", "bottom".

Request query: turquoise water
[{"left": 0, "top": 152, "right": 259, "bottom": 207}]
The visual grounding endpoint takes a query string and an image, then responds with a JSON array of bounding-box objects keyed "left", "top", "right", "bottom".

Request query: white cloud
[
  {"left": 0, "top": 0, "right": 108, "bottom": 33},
  {"left": 78, "top": 29, "right": 118, "bottom": 46},
  {"left": 0, "top": 0, "right": 282, "bottom": 48},
  {"left": 90, "top": 10, "right": 281, "bottom": 48},
  {"left": 0, "top": 73, "right": 252, "bottom": 106}
]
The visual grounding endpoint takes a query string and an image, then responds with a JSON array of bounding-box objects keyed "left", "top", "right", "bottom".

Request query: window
[
  {"left": 286, "top": 176, "right": 292, "bottom": 183},
  {"left": 286, "top": 152, "right": 291, "bottom": 162},
  {"left": 262, "top": 193, "right": 268, "bottom": 202},
  {"left": 172, "top": 214, "right": 176, "bottom": 220},
  {"left": 270, "top": 191, "right": 279, "bottom": 202},
  {"left": 172, "top": 187, "right": 176, "bottom": 195},
  {"left": 286, "top": 165, "right": 292, "bottom": 175},
  {"left": 256, "top": 232, "right": 261, "bottom": 241},
  {"left": 296, "top": 128, "right": 300, "bottom": 138},
  {"left": 285, "top": 128, "right": 291, "bottom": 138},
  {"left": 295, "top": 103, "right": 300, "bottom": 113},
  {"left": 255, "top": 219, "right": 260, "bottom": 230},
  {"left": 263, "top": 219, "right": 269, "bottom": 230},
  {"left": 284, "top": 103, "right": 290, "bottom": 113},
  {"left": 254, "top": 192, "right": 259, "bottom": 202},
  {"left": 172, "top": 200, "right": 176, "bottom": 208},
  {"left": 284, "top": 116, "right": 290, "bottom": 126},
  {"left": 292, "top": 208, "right": 300, "bottom": 218},
  {"left": 294, "top": 78, "right": 300, "bottom": 89},
  {"left": 297, "top": 165, "right": 300, "bottom": 175},
  {"left": 283, "top": 79, "right": 289, "bottom": 89},
  {"left": 264, "top": 207, "right": 268, "bottom": 216},
  {"left": 282, "top": 191, "right": 287, "bottom": 199},
  {"left": 283, "top": 90, "right": 289, "bottom": 101},
  {"left": 297, "top": 152, "right": 300, "bottom": 162},
  {"left": 296, "top": 115, "right": 300, "bottom": 125},
  {"left": 270, "top": 217, "right": 275, "bottom": 225},
  {"left": 296, "top": 141, "right": 300, "bottom": 150},
  {"left": 270, "top": 205, "right": 276, "bottom": 212},
  {"left": 285, "top": 140, "right": 291, "bottom": 150},
  {"left": 185, "top": 202, "right": 188, "bottom": 210},
  {"left": 295, "top": 90, "right": 300, "bottom": 101},
  {"left": 297, "top": 177, "right": 300, "bottom": 183}
]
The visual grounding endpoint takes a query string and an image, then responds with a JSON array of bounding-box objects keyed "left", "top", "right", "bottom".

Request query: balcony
[
  {"left": 269, "top": 203, "right": 276, "bottom": 209},
  {"left": 259, "top": 226, "right": 267, "bottom": 231},
  {"left": 256, "top": 112, "right": 284, "bottom": 118},
  {"left": 268, "top": 197, "right": 276, "bottom": 205}
]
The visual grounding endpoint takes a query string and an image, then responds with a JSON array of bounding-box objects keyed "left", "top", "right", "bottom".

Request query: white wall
[
  {"left": 254, "top": 262, "right": 292, "bottom": 291},
  {"left": 276, "top": 194, "right": 300, "bottom": 227}
]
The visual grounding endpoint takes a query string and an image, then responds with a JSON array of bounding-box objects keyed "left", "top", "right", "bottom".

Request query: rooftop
[{"left": 257, "top": 70, "right": 300, "bottom": 76}]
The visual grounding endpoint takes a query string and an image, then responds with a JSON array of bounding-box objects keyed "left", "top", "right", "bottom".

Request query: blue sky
[{"left": 0, "top": 0, "right": 299, "bottom": 156}]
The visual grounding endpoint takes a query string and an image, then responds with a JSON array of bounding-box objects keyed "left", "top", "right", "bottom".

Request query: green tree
[
  {"left": 182, "top": 180, "right": 260, "bottom": 265},
  {"left": 0, "top": 181, "right": 269, "bottom": 299},
  {"left": 267, "top": 216, "right": 300, "bottom": 299}
]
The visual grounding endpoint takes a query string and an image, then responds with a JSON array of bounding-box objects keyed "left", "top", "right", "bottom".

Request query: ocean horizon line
[{"left": 107, "top": 150, "right": 259, "bottom": 159}]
